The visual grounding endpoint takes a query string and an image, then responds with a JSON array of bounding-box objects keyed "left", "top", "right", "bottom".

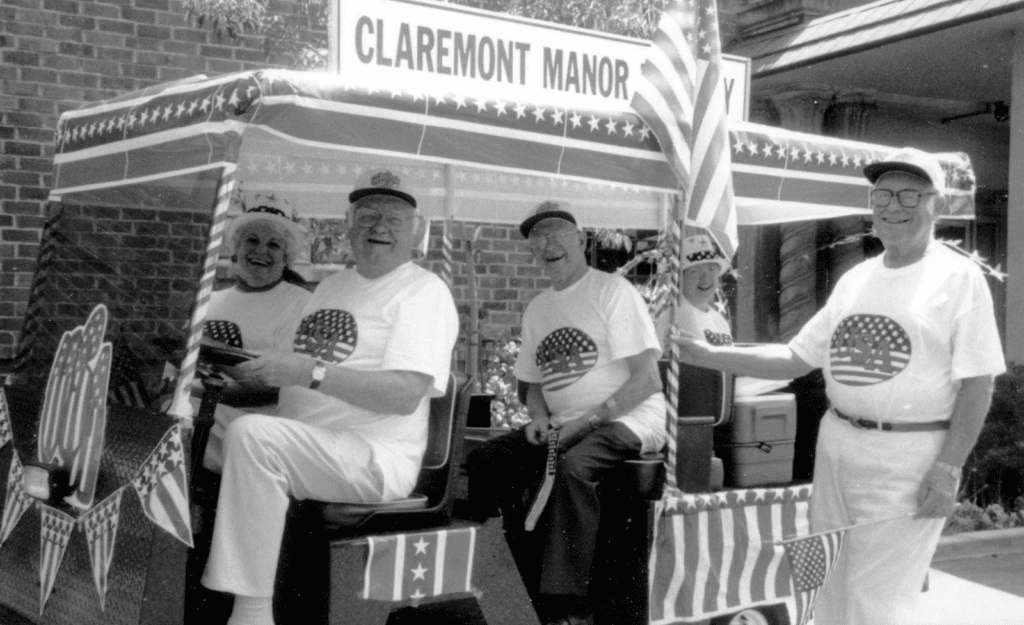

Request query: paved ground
[{"left": 911, "top": 552, "right": 1024, "bottom": 625}]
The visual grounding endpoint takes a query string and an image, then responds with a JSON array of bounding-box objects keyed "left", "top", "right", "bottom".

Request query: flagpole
[{"left": 775, "top": 513, "right": 915, "bottom": 545}]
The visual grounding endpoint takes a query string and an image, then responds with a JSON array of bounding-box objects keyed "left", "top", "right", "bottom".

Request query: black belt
[{"left": 832, "top": 407, "right": 951, "bottom": 432}]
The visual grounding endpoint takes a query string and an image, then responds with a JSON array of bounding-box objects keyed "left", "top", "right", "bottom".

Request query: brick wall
[
  {"left": 0, "top": 0, "right": 297, "bottom": 362},
  {"left": 424, "top": 222, "right": 549, "bottom": 347},
  {"left": 15, "top": 201, "right": 210, "bottom": 390}
]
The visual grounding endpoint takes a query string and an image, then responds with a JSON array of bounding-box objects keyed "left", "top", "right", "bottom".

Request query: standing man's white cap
[
  {"left": 519, "top": 200, "right": 577, "bottom": 238},
  {"left": 863, "top": 147, "right": 947, "bottom": 194}
]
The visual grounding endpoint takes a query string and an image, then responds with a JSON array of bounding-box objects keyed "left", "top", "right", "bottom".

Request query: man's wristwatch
[
  {"left": 309, "top": 361, "right": 326, "bottom": 390},
  {"left": 588, "top": 414, "right": 602, "bottom": 430}
]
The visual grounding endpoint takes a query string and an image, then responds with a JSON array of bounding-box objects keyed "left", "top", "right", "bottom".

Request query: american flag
[
  {"left": 130, "top": 424, "right": 193, "bottom": 548},
  {"left": 363, "top": 527, "right": 476, "bottom": 602},
  {"left": 829, "top": 314, "right": 911, "bottom": 386},
  {"left": 649, "top": 485, "right": 811, "bottom": 623},
  {"left": 39, "top": 503, "right": 75, "bottom": 615},
  {"left": 536, "top": 327, "right": 599, "bottom": 392},
  {"left": 108, "top": 334, "right": 152, "bottom": 409},
  {"left": 294, "top": 309, "right": 358, "bottom": 364},
  {"left": 783, "top": 528, "right": 845, "bottom": 625},
  {"left": 0, "top": 388, "right": 11, "bottom": 450},
  {"left": 630, "top": 0, "right": 738, "bottom": 259},
  {"left": 80, "top": 487, "right": 124, "bottom": 611},
  {"left": 1, "top": 454, "right": 35, "bottom": 546},
  {"left": 203, "top": 319, "right": 243, "bottom": 348}
]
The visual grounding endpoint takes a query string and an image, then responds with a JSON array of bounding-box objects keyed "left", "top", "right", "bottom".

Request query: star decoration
[{"left": 413, "top": 537, "right": 429, "bottom": 555}]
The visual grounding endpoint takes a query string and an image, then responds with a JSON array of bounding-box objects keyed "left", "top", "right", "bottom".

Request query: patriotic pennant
[
  {"left": 630, "top": 0, "right": 738, "bottom": 259},
  {"left": 783, "top": 528, "right": 845, "bottom": 625},
  {"left": 649, "top": 485, "right": 811, "bottom": 624},
  {"left": 1, "top": 454, "right": 36, "bottom": 546},
  {"left": 363, "top": 526, "right": 476, "bottom": 602},
  {"left": 131, "top": 424, "right": 193, "bottom": 548},
  {"left": 0, "top": 388, "right": 11, "bottom": 450},
  {"left": 39, "top": 504, "right": 75, "bottom": 615},
  {"left": 80, "top": 487, "right": 125, "bottom": 611}
]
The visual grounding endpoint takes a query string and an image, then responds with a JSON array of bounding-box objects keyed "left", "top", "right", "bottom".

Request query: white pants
[
  {"left": 201, "top": 414, "right": 386, "bottom": 597},
  {"left": 811, "top": 411, "right": 947, "bottom": 625}
]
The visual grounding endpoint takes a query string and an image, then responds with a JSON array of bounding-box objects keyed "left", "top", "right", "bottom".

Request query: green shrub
[
  {"left": 961, "top": 362, "right": 1024, "bottom": 508},
  {"left": 482, "top": 338, "right": 529, "bottom": 429},
  {"left": 944, "top": 499, "right": 1024, "bottom": 535}
]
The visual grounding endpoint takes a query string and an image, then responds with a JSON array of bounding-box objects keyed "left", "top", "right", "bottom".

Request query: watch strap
[{"left": 309, "top": 361, "right": 326, "bottom": 390}]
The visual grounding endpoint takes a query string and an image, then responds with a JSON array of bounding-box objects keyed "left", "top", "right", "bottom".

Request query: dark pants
[{"left": 466, "top": 423, "right": 643, "bottom": 601}]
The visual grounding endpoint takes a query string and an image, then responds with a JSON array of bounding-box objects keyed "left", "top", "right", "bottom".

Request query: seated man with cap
[
  {"left": 467, "top": 201, "right": 666, "bottom": 625},
  {"left": 200, "top": 169, "right": 459, "bottom": 625}
]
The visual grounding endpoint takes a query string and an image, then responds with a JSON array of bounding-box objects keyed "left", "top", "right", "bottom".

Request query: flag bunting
[
  {"left": 363, "top": 526, "right": 476, "bottom": 602},
  {"left": 649, "top": 485, "right": 811, "bottom": 624},
  {"left": 131, "top": 424, "right": 193, "bottom": 548},
  {"left": 80, "top": 487, "right": 125, "bottom": 611},
  {"left": 1, "top": 454, "right": 36, "bottom": 546},
  {"left": 39, "top": 503, "right": 75, "bottom": 615}
]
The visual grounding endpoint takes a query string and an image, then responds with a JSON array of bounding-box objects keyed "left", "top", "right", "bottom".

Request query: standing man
[
  {"left": 672, "top": 148, "right": 1004, "bottom": 625},
  {"left": 468, "top": 201, "right": 666, "bottom": 625},
  {"left": 201, "top": 170, "right": 459, "bottom": 625}
]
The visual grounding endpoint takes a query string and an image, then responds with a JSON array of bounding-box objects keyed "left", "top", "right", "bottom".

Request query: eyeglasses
[
  {"left": 869, "top": 189, "right": 937, "bottom": 209},
  {"left": 528, "top": 229, "right": 577, "bottom": 250},
  {"left": 352, "top": 207, "right": 413, "bottom": 229}
]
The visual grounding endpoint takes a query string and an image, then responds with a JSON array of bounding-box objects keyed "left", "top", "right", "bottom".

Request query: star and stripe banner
[
  {"left": 39, "top": 503, "right": 75, "bottom": 615},
  {"left": 363, "top": 527, "right": 476, "bottom": 602},
  {"left": 630, "top": 0, "right": 738, "bottom": 260},
  {"left": 649, "top": 485, "right": 811, "bottom": 624},
  {"left": 1, "top": 454, "right": 36, "bottom": 546},
  {"left": 80, "top": 487, "right": 124, "bottom": 611},
  {"left": 130, "top": 424, "right": 193, "bottom": 548},
  {"left": 783, "top": 527, "right": 845, "bottom": 625},
  {"left": 49, "top": 69, "right": 976, "bottom": 231}
]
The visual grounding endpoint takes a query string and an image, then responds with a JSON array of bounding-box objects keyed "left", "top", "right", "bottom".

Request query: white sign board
[{"left": 330, "top": 0, "right": 750, "bottom": 121}]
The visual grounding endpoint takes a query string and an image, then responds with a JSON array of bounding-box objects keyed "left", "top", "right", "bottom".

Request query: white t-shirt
[
  {"left": 515, "top": 269, "right": 668, "bottom": 452},
  {"left": 279, "top": 262, "right": 459, "bottom": 499},
  {"left": 677, "top": 297, "right": 733, "bottom": 346},
  {"left": 789, "top": 241, "right": 1005, "bottom": 423},
  {"left": 204, "top": 281, "right": 312, "bottom": 353}
]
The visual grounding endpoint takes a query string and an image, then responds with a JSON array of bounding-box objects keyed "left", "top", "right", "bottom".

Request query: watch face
[{"left": 312, "top": 364, "right": 326, "bottom": 381}]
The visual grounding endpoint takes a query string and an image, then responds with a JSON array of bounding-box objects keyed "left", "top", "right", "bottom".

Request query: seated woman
[
  {"left": 675, "top": 233, "right": 733, "bottom": 345},
  {"left": 199, "top": 195, "right": 312, "bottom": 471}
]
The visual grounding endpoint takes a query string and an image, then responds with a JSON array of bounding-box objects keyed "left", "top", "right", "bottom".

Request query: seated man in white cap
[
  {"left": 467, "top": 201, "right": 666, "bottom": 625},
  {"left": 200, "top": 169, "right": 459, "bottom": 625}
]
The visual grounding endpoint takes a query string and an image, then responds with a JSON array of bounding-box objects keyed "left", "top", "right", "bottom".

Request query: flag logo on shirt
[
  {"left": 537, "top": 327, "right": 598, "bottom": 392},
  {"left": 704, "top": 329, "right": 732, "bottom": 346},
  {"left": 828, "top": 315, "right": 911, "bottom": 386},
  {"left": 203, "top": 319, "right": 243, "bottom": 348},
  {"left": 293, "top": 308, "right": 357, "bottom": 364}
]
